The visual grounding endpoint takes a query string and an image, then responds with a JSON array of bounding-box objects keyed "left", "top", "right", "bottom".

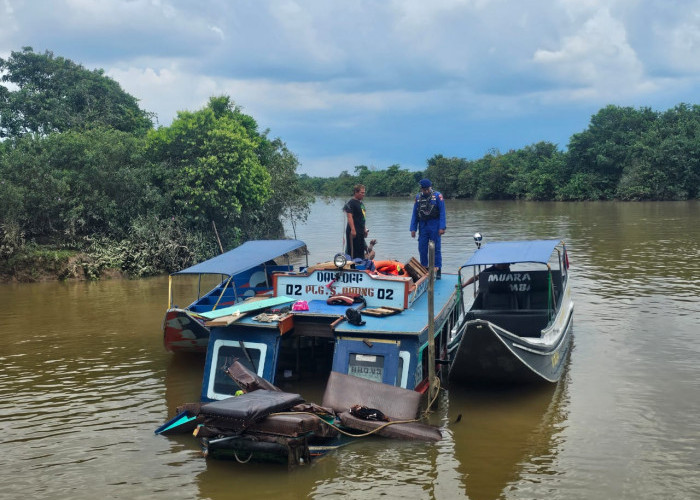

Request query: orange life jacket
[{"left": 374, "top": 260, "right": 406, "bottom": 276}]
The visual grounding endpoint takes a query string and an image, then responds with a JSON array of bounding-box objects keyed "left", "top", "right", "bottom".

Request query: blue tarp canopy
[
  {"left": 173, "top": 239, "right": 306, "bottom": 277},
  {"left": 461, "top": 239, "right": 563, "bottom": 268}
]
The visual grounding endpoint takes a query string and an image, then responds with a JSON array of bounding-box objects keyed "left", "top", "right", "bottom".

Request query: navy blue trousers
[{"left": 417, "top": 221, "right": 442, "bottom": 268}]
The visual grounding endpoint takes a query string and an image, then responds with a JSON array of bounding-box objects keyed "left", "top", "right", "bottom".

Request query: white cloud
[
  {"left": 107, "top": 65, "right": 215, "bottom": 125},
  {"left": 656, "top": 8, "right": 700, "bottom": 74},
  {"left": 209, "top": 25, "right": 224, "bottom": 40},
  {"left": 532, "top": 7, "right": 655, "bottom": 99},
  {"left": 2, "top": 1, "right": 700, "bottom": 174}
]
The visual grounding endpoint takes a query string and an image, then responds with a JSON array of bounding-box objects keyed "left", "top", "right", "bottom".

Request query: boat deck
[
  {"left": 223, "top": 274, "right": 459, "bottom": 338},
  {"left": 335, "top": 273, "right": 458, "bottom": 336}
]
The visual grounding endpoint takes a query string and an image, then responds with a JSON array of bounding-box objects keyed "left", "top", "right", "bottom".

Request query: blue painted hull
[{"left": 200, "top": 274, "right": 461, "bottom": 401}]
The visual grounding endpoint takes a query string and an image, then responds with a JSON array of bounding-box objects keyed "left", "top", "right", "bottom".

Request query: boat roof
[
  {"left": 172, "top": 239, "right": 306, "bottom": 277},
  {"left": 461, "top": 239, "right": 563, "bottom": 267}
]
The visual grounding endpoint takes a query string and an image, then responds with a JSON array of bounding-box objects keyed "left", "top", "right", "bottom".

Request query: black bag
[{"left": 345, "top": 308, "right": 366, "bottom": 326}]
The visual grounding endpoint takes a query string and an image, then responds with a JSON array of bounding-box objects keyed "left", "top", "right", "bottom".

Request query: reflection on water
[
  {"left": 1, "top": 199, "right": 699, "bottom": 499},
  {"left": 449, "top": 382, "right": 566, "bottom": 500}
]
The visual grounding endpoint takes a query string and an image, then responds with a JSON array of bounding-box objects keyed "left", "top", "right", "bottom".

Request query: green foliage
[
  {"left": 84, "top": 216, "right": 218, "bottom": 278},
  {"left": 617, "top": 104, "right": 700, "bottom": 200},
  {"left": 307, "top": 165, "right": 420, "bottom": 198},
  {"left": 566, "top": 105, "right": 657, "bottom": 199},
  {"left": 0, "top": 46, "right": 310, "bottom": 280},
  {"left": 252, "top": 137, "right": 313, "bottom": 239},
  {"left": 0, "top": 128, "right": 161, "bottom": 241},
  {"left": 303, "top": 105, "right": 699, "bottom": 202},
  {"left": 0, "top": 47, "right": 153, "bottom": 138},
  {"left": 350, "top": 164, "right": 415, "bottom": 197},
  {"left": 0, "top": 222, "right": 26, "bottom": 259},
  {"left": 146, "top": 96, "right": 273, "bottom": 248},
  {"left": 426, "top": 155, "right": 465, "bottom": 198}
]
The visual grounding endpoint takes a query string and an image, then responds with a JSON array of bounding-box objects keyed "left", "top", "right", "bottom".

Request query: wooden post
[
  {"left": 427, "top": 241, "right": 437, "bottom": 406},
  {"left": 212, "top": 220, "right": 224, "bottom": 254}
]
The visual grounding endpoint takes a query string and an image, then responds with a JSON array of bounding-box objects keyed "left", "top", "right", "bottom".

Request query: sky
[{"left": 2, "top": 0, "right": 700, "bottom": 177}]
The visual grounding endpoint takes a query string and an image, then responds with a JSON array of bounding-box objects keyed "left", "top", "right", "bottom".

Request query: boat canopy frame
[
  {"left": 458, "top": 239, "right": 568, "bottom": 319},
  {"left": 168, "top": 239, "right": 308, "bottom": 309}
]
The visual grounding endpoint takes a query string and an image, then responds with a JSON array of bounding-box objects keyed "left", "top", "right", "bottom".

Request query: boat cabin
[
  {"left": 200, "top": 257, "right": 461, "bottom": 401},
  {"left": 459, "top": 239, "right": 570, "bottom": 339},
  {"left": 163, "top": 239, "right": 307, "bottom": 353}
]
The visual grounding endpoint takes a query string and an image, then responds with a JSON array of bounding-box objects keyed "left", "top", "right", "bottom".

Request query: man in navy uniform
[{"left": 410, "top": 179, "right": 446, "bottom": 279}]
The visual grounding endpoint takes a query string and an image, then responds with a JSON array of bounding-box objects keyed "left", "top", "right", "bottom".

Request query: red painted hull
[{"left": 163, "top": 308, "right": 210, "bottom": 353}]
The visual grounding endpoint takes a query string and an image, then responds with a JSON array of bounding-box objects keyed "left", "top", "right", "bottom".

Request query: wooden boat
[
  {"left": 156, "top": 251, "right": 455, "bottom": 465},
  {"left": 448, "top": 238, "right": 574, "bottom": 385},
  {"left": 199, "top": 253, "right": 460, "bottom": 400},
  {"left": 162, "top": 239, "right": 307, "bottom": 353}
]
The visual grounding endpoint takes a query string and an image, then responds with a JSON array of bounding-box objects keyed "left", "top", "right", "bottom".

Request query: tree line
[
  {"left": 0, "top": 48, "right": 312, "bottom": 279},
  {"left": 301, "top": 104, "right": 700, "bottom": 202},
  {"left": 2, "top": 48, "right": 698, "bottom": 280}
]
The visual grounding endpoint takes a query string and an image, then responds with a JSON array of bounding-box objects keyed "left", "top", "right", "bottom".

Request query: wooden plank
[
  {"left": 204, "top": 311, "right": 247, "bottom": 327},
  {"left": 405, "top": 257, "right": 428, "bottom": 281},
  {"left": 200, "top": 295, "right": 295, "bottom": 320},
  {"left": 409, "top": 257, "right": 428, "bottom": 274},
  {"left": 361, "top": 307, "right": 402, "bottom": 317}
]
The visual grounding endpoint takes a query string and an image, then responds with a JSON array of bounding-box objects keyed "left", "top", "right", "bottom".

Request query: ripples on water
[
  {"left": 1, "top": 199, "right": 698, "bottom": 499},
  {"left": 0, "top": 280, "right": 203, "bottom": 499}
]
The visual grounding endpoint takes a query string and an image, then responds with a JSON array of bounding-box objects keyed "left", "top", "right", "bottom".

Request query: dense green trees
[
  {"left": 1, "top": 46, "right": 698, "bottom": 280},
  {"left": 0, "top": 49, "right": 310, "bottom": 278},
  {"left": 146, "top": 95, "right": 312, "bottom": 246},
  {"left": 145, "top": 96, "right": 273, "bottom": 248},
  {"left": 310, "top": 105, "right": 700, "bottom": 201},
  {"left": 0, "top": 47, "right": 153, "bottom": 137},
  {"left": 1, "top": 128, "right": 160, "bottom": 240}
]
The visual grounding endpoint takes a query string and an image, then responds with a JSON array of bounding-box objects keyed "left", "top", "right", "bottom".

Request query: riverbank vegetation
[
  {"left": 301, "top": 103, "right": 700, "bottom": 201},
  {"left": 0, "top": 48, "right": 312, "bottom": 281},
  {"left": 2, "top": 48, "right": 698, "bottom": 281}
]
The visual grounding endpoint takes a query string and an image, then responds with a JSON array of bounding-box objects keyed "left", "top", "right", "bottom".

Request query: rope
[
  {"left": 268, "top": 411, "right": 421, "bottom": 438},
  {"left": 233, "top": 449, "right": 253, "bottom": 463},
  {"left": 422, "top": 376, "right": 442, "bottom": 418}
]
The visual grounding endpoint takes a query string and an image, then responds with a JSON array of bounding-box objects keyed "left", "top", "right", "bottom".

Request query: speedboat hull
[
  {"left": 448, "top": 306, "right": 573, "bottom": 384},
  {"left": 449, "top": 238, "right": 575, "bottom": 385}
]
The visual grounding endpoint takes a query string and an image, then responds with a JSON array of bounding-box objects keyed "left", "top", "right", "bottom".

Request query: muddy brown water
[{"left": 1, "top": 199, "right": 698, "bottom": 499}]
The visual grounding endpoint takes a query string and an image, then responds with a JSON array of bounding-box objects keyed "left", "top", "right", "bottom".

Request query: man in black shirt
[{"left": 344, "top": 184, "right": 368, "bottom": 259}]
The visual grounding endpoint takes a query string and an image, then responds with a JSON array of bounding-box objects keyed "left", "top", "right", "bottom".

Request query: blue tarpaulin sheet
[
  {"left": 172, "top": 239, "right": 306, "bottom": 277},
  {"left": 461, "top": 239, "right": 563, "bottom": 267}
]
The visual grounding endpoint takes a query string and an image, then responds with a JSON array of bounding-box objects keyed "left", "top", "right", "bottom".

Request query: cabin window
[
  {"left": 206, "top": 340, "right": 267, "bottom": 400},
  {"left": 348, "top": 353, "right": 384, "bottom": 383}
]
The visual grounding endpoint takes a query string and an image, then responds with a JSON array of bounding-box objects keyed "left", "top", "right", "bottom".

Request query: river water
[{"left": 1, "top": 198, "right": 698, "bottom": 500}]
